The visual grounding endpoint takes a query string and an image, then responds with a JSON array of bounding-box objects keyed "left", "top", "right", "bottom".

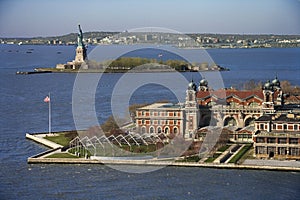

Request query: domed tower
[
  {"left": 198, "top": 78, "right": 208, "bottom": 91},
  {"left": 188, "top": 79, "right": 197, "bottom": 91},
  {"left": 184, "top": 80, "right": 199, "bottom": 139},
  {"left": 262, "top": 80, "right": 275, "bottom": 113},
  {"left": 272, "top": 75, "right": 281, "bottom": 91},
  {"left": 272, "top": 75, "right": 283, "bottom": 106}
]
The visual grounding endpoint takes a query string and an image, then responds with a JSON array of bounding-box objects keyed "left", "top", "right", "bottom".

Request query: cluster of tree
[
  {"left": 106, "top": 57, "right": 190, "bottom": 71},
  {"left": 242, "top": 80, "right": 300, "bottom": 95}
]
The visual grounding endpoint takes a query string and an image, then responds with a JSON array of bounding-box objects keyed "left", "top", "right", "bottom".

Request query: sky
[{"left": 0, "top": 0, "right": 300, "bottom": 37}]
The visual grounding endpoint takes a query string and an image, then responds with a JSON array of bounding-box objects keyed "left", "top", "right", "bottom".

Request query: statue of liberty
[{"left": 77, "top": 24, "right": 84, "bottom": 47}]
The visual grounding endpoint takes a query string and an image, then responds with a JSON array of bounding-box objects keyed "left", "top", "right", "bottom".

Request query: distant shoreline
[
  {"left": 1, "top": 32, "right": 299, "bottom": 48},
  {"left": 31, "top": 67, "right": 229, "bottom": 74}
]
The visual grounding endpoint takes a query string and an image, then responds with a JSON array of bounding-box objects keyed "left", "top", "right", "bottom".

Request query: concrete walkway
[
  {"left": 243, "top": 159, "right": 300, "bottom": 168},
  {"left": 26, "top": 133, "right": 63, "bottom": 149}
]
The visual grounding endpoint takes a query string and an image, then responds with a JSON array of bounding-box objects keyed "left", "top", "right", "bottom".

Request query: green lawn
[
  {"left": 176, "top": 155, "right": 201, "bottom": 162},
  {"left": 217, "top": 145, "right": 231, "bottom": 152},
  {"left": 228, "top": 144, "right": 252, "bottom": 164},
  {"left": 45, "top": 153, "right": 79, "bottom": 158},
  {"left": 204, "top": 153, "right": 222, "bottom": 163},
  {"left": 44, "top": 131, "right": 78, "bottom": 146}
]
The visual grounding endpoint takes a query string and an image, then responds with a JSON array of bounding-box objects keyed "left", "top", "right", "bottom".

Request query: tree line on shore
[{"left": 87, "top": 57, "right": 222, "bottom": 72}]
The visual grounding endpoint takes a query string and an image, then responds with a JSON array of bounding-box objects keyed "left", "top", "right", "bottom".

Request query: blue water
[{"left": 0, "top": 44, "right": 299, "bottom": 199}]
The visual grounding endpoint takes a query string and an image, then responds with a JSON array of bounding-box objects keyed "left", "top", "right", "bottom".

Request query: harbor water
[{"left": 0, "top": 44, "right": 299, "bottom": 199}]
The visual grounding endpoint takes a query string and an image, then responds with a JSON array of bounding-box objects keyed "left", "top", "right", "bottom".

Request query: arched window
[
  {"left": 141, "top": 127, "right": 146, "bottom": 134},
  {"left": 229, "top": 101, "right": 238, "bottom": 107},
  {"left": 249, "top": 102, "right": 258, "bottom": 107},
  {"left": 157, "top": 127, "right": 162, "bottom": 133},
  {"left": 265, "top": 92, "right": 270, "bottom": 102},
  {"left": 173, "top": 127, "right": 178, "bottom": 134},
  {"left": 149, "top": 127, "right": 154, "bottom": 134},
  {"left": 224, "top": 117, "right": 237, "bottom": 126},
  {"left": 164, "top": 127, "right": 170, "bottom": 134}
]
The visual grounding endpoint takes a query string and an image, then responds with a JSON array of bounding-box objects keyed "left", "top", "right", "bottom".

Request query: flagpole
[{"left": 48, "top": 92, "right": 51, "bottom": 134}]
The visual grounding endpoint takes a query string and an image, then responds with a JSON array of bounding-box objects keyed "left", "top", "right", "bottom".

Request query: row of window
[
  {"left": 256, "top": 147, "right": 300, "bottom": 156},
  {"left": 141, "top": 126, "right": 179, "bottom": 134},
  {"left": 212, "top": 108, "right": 261, "bottom": 115},
  {"left": 258, "top": 123, "right": 300, "bottom": 131},
  {"left": 139, "top": 111, "right": 181, "bottom": 117},
  {"left": 229, "top": 134, "right": 252, "bottom": 139},
  {"left": 140, "top": 119, "right": 180, "bottom": 126},
  {"left": 205, "top": 101, "right": 260, "bottom": 107},
  {"left": 256, "top": 137, "right": 299, "bottom": 144}
]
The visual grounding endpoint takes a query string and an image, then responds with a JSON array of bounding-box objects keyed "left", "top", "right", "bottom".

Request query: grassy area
[
  {"left": 176, "top": 155, "right": 201, "bottom": 162},
  {"left": 217, "top": 145, "right": 231, "bottom": 152},
  {"left": 228, "top": 144, "right": 252, "bottom": 164},
  {"left": 204, "top": 153, "right": 222, "bottom": 163},
  {"left": 44, "top": 131, "right": 78, "bottom": 146},
  {"left": 45, "top": 153, "right": 79, "bottom": 159}
]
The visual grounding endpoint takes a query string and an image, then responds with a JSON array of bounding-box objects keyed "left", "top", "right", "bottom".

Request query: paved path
[{"left": 243, "top": 159, "right": 300, "bottom": 168}]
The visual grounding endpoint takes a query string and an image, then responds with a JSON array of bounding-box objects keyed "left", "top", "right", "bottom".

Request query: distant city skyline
[{"left": 0, "top": 0, "right": 300, "bottom": 37}]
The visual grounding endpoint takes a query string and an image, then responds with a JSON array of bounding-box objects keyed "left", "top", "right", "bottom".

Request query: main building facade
[{"left": 135, "top": 76, "right": 300, "bottom": 159}]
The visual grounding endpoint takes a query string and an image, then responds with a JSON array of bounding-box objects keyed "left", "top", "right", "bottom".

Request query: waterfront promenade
[{"left": 26, "top": 133, "right": 300, "bottom": 172}]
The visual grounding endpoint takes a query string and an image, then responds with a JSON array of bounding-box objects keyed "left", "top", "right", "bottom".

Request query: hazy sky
[{"left": 0, "top": 0, "right": 300, "bottom": 37}]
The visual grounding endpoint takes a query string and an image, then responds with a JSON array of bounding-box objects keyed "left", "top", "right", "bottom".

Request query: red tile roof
[{"left": 196, "top": 89, "right": 265, "bottom": 100}]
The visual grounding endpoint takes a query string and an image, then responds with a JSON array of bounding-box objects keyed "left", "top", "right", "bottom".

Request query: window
[
  {"left": 149, "top": 127, "right": 154, "bottom": 134},
  {"left": 260, "top": 124, "right": 264, "bottom": 130},
  {"left": 289, "top": 138, "right": 298, "bottom": 144},
  {"left": 174, "top": 127, "right": 178, "bottom": 134},
  {"left": 142, "top": 119, "right": 145, "bottom": 125},
  {"left": 174, "top": 120, "right": 177, "bottom": 125},
  {"left": 278, "top": 138, "right": 287, "bottom": 144},
  {"left": 157, "top": 127, "right": 162, "bottom": 133},
  {"left": 256, "top": 146, "right": 266, "bottom": 154},
  {"left": 283, "top": 124, "right": 287, "bottom": 130},
  {"left": 267, "top": 147, "right": 275, "bottom": 154},
  {"left": 208, "top": 101, "right": 216, "bottom": 106},
  {"left": 289, "top": 148, "right": 300, "bottom": 156},
  {"left": 230, "top": 102, "right": 237, "bottom": 107},
  {"left": 141, "top": 127, "right": 146, "bottom": 134},
  {"left": 174, "top": 112, "right": 177, "bottom": 117},
  {"left": 249, "top": 102, "right": 258, "bottom": 107},
  {"left": 278, "top": 147, "right": 287, "bottom": 155},
  {"left": 294, "top": 124, "right": 298, "bottom": 131},
  {"left": 256, "top": 137, "right": 265, "bottom": 143},
  {"left": 267, "top": 138, "right": 276, "bottom": 143}
]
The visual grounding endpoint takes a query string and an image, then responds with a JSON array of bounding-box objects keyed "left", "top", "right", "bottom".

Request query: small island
[
  {"left": 26, "top": 79, "right": 300, "bottom": 171},
  {"left": 32, "top": 25, "right": 229, "bottom": 74}
]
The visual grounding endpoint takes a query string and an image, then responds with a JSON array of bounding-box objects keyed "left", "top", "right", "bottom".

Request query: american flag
[{"left": 44, "top": 96, "right": 50, "bottom": 103}]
